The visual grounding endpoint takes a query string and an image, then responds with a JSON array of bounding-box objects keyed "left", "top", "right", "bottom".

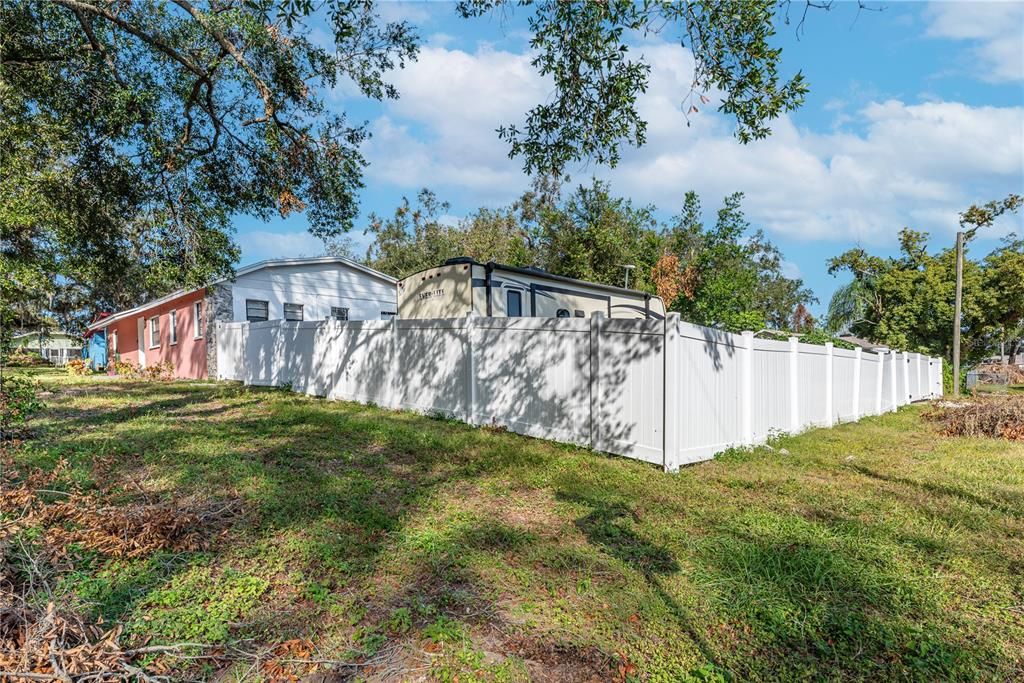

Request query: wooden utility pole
[{"left": 953, "top": 230, "right": 964, "bottom": 397}]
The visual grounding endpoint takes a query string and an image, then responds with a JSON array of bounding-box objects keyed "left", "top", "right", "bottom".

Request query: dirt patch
[
  {"left": 448, "top": 482, "right": 567, "bottom": 539},
  {"left": 924, "top": 395, "right": 1024, "bottom": 440},
  {"left": 492, "top": 629, "right": 614, "bottom": 682}
]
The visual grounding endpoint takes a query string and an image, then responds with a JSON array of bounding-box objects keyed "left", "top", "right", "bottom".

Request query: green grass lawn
[{"left": 3, "top": 368, "right": 1023, "bottom": 681}]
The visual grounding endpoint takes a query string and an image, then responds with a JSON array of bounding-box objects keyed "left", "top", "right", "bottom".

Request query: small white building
[
  {"left": 224, "top": 256, "right": 397, "bottom": 323},
  {"left": 85, "top": 255, "right": 397, "bottom": 379},
  {"left": 398, "top": 257, "right": 665, "bottom": 320}
]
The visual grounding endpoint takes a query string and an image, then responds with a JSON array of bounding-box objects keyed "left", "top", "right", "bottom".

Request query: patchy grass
[{"left": 3, "top": 368, "right": 1023, "bottom": 681}]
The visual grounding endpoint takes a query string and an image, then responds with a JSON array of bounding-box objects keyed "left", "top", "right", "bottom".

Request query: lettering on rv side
[{"left": 417, "top": 288, "right": 445, "bottom": 301}]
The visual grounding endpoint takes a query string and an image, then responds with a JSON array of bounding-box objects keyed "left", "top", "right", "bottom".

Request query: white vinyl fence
[{"left": 217, "top": 314, "right": 942, "bottom": 471}]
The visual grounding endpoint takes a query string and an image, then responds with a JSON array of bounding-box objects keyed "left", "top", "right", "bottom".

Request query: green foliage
[
  {"left": 0, "top": 375, "right": 43, "bottom": 435},
  {"left": 538, "top": 179, "right": 661, "bottom": 291},
  {"left": 364, "top": 182, "right": 813, "bottom": 332},
  {"left": 797, "top": 330, "right": 856, "bottom": 350},
  {"left": 827, "top": 222, "right": 1024, "bottom": 363},
  {"left": 1, "top": 0, "right": 418, "bottom": 334},
  {"left": 134, "top": 566, "right": 269, "bottom": 642},
  {"left": 664, "top": 191, "right": 815, "bottom": 332},
  {"left": 459, "top": 0, "right": 812, "bottom": 174},
  {"left": 3, "top": 0, "right": 835, "bottom": 339},
  {"left": 5, "top": 348, "right": 50, "bottom": 367}
]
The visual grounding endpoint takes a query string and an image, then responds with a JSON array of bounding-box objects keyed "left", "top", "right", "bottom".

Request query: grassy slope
[{"left": 4, "top": 368, "right": 1023, "bottom": 681}]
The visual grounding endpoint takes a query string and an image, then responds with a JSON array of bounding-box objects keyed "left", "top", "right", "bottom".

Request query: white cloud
[
  {"left": 363, "top": 45, "right": 547, "bottom": 203},
  {"left": 359, "top": 41, "right": 1024, "bottom": 246},
  {"left": 608, "top": 98, "right": 1023, "bottom": 243},
  {"left": 925, "top": 1, "right": 1024, "bottom": 82},
  {"left": 376, "top": 1, "right": 435, "bottom": 26}
]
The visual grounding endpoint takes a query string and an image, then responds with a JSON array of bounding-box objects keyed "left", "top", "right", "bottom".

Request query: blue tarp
[{"left": 85, "top": 329, "right": 107, "bottom": 370}]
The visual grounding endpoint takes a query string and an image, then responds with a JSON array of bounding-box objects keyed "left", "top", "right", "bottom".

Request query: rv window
[
  {"left": 330, "top": 306, "right": 349, "bottom": 321},
  {"left": 284, "top": 303, "right": 304, "bottom": 321},
  {"left": 556, "top": 309, "right": 570, "bottom": 318},
  {"left": 574, "top": 310, "right": 585, "bottom": 318},
  {"left": 506, "top": 290, "right": 522, "bottom": 317},
  {"left": 245, "top": 299, "right": 269, "bottom": 322}
]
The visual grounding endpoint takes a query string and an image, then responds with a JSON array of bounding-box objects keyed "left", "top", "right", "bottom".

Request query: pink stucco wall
[{"left": 104, "top": 290, "right": 208, "bottom": 379}]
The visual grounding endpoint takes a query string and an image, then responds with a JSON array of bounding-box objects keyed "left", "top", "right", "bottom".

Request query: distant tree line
[
  {"left": 332, "top": 178, "right": 817, "bottom": 334},
  {"left": 826, "top": 194, "right": 1024, "bottom": 365}
]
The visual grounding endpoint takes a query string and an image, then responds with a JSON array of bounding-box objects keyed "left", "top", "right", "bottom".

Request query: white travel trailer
[{"left": 398, "top": 258, "right": 665, "bottom": 320}]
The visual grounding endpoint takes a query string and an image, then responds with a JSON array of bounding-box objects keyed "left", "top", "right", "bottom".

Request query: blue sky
[{"left": 239, "top": 1, "right": 1024, "bottom": 315}]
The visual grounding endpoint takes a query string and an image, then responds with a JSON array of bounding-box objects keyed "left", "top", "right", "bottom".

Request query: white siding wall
[
  {"left": 217, "top": 314, "right": 944, "bottom": 471},
  {"left": 230, "top": 262, "right": 396, "bottom": 322}
]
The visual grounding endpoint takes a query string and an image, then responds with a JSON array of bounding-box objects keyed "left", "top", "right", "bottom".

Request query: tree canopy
[
  {"left": 826, "top": 194, "right": 1024, "bottom": 363},
  {"left": 362, "top": 181, "right": 816, "bottom": 334},
  {"left": 2, "top": 0, "right": 840, "bottom": 341}
]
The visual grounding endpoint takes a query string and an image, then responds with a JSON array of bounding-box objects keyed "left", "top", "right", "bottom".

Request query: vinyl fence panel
[
  {"left": 216, "top": 315, "right": 943, "bottom": 472},
  {"left": 475, "top": 317, "right": 591, "bottom": 447}
]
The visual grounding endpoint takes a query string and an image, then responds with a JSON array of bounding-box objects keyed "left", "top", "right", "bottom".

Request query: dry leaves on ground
[{"left": 924, "top": 395, "right": 1024, "bottom": 441}]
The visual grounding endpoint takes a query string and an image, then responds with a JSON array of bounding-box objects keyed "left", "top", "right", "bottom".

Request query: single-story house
[
  {"left": 10, "top": 330, "right": 82, "bottom": 366},
  {"left": 86, "top": 256, "right": 397, "bottom": 379},
  {"left": 398, "top": 257, "right": 665, "bottom": 320}
]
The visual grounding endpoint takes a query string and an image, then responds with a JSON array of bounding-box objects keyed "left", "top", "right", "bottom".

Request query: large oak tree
[{"left": 1, "top": 0, "right": 846, "bottom": 340}]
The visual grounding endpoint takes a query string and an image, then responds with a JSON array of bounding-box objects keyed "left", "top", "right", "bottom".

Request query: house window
[
  {"left": 330, "top": 307, "right": 349, "bottom": 321},
  {"left": 149, "top": 316, "right": 160, "bottom": 348},
  {"left": 246, "top": 299, "right": 269, "bottom": 322},
  {"left": 194, "top": 302, "right": 203, "bottom": 338},
  {"left": 506, "top": 290, "right": 523, "bottom": 317},
  {"left": 169, "top": 310, "right": 178, "bottom": 344},
  {"left": 284, "top": 303, "right": 303, "bottom": 321},
  {"left": 556, "top": 309, "right": 570, "bottom": 318},
  {"left": 380, "top": 311, "right": 397, "bottom": 320},
  {"left": 111, "top": 331, "right": 118, "bottom": 354}
]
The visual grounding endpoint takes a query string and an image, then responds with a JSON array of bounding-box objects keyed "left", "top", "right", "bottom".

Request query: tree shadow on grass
[
  {"left": 25, "top": 379, "right": 573, "bottom": 665},
  {"left": 849, "top": 463, "right": 1024, "bottom": 518},
  {"left": 555, "top": 489, "right": 725, "bottom": 676},
  {"left": 690, "top": 523, "right": 1001, "bottom": 680}
]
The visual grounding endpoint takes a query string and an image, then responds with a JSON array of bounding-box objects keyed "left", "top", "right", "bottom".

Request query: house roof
[
  {"left": 232, "top": 256, "right": 396, "bottom": 285},
  {"left": 87, "top": 256, "right": 395, "bottom": 331},
  {"left": 12, "top": 331, "right": 74, "bottom": 340},
  {"left": 838, "top": 334, "right": 890, "bottom": 351}
]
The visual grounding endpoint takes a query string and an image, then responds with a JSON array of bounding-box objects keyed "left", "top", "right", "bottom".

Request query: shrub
[
  {"left": 110, "top": 358, "right": 174, "bottom": 380},
  {"left": 66, "top": 358, "right": 91, "bottom": 376},
  {"left": 0, "top": 376, "right": 44, "bottom": 436},
  {"left": 6, "top": 348, "right": 50, "bottom": 367},
  {"left": 142, "top": 360, "right": 176, "bottom": 381},
  {"left": 112, "top": 358, "right": 141, "bottom": 378}
]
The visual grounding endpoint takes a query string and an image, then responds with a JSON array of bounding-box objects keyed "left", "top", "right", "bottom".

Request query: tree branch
[
  {"left": 169, "top": 0, "right": 277, "bottom": 122},
  {"left": 50, "top": 0, "right": 207, "bottom": 77}
]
